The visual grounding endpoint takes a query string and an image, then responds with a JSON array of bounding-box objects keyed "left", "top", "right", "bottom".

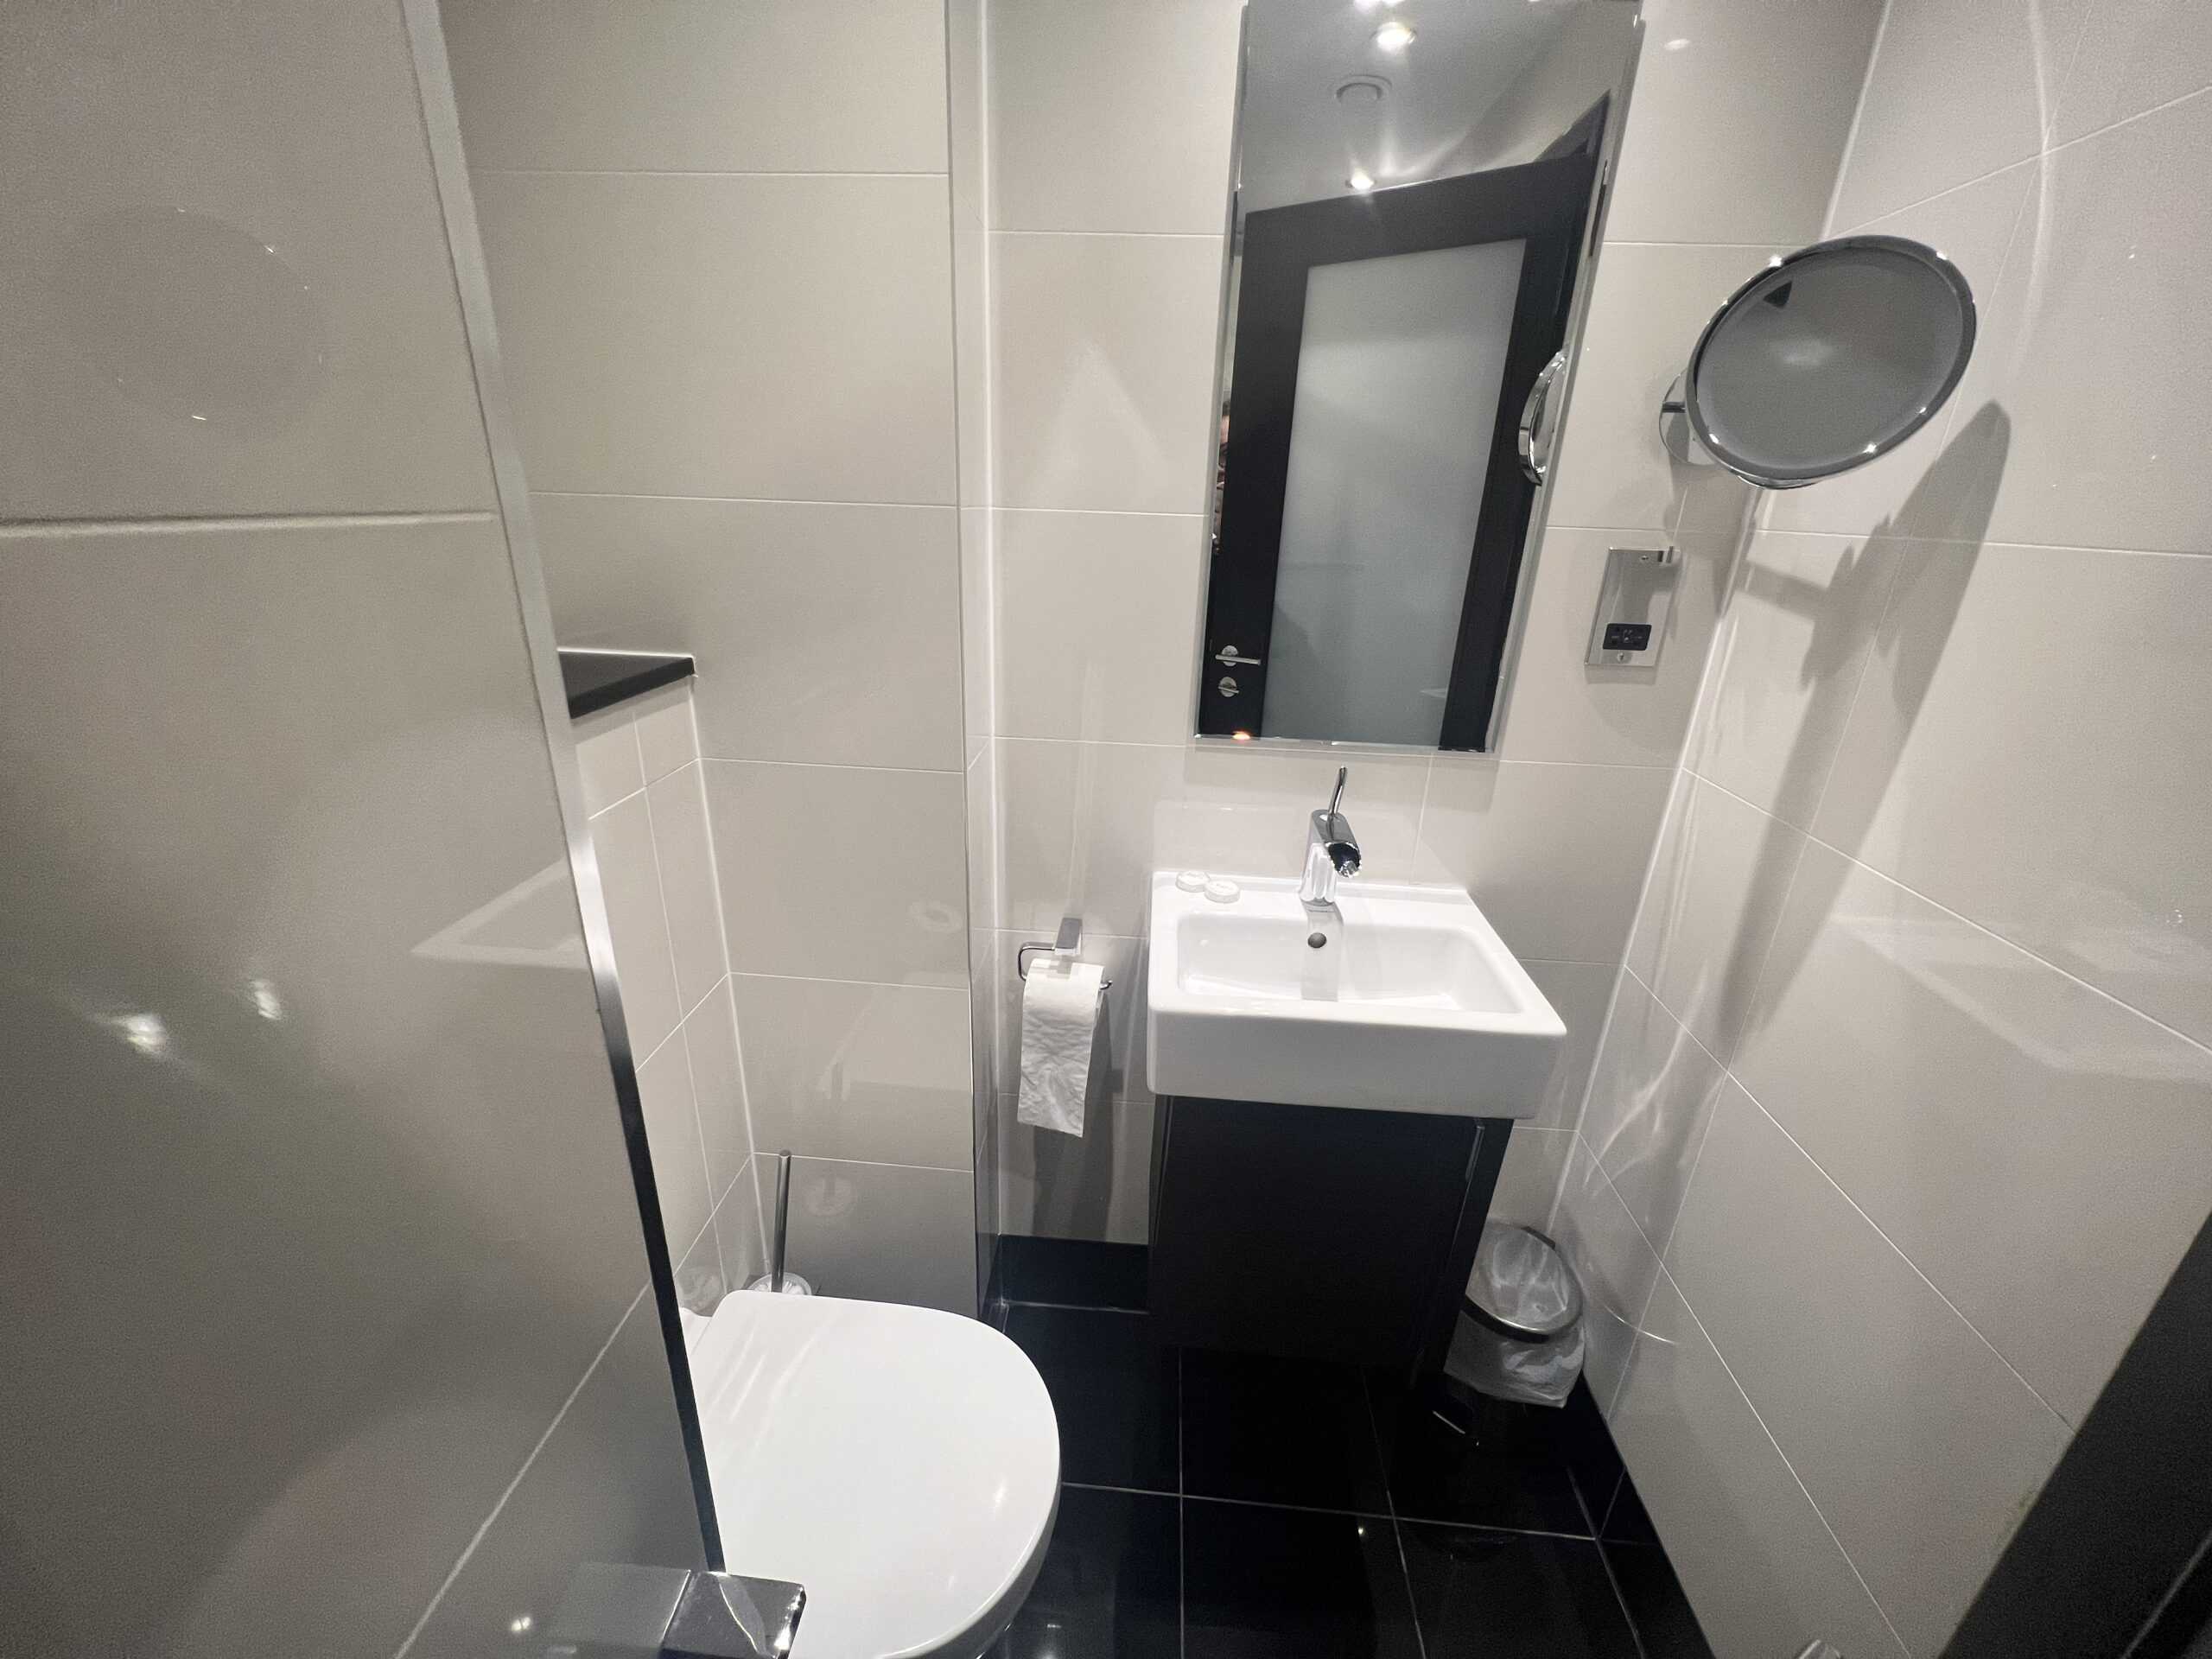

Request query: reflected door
[{"left": 1202, "top": 150, "right": 1597, "bottom": 748}]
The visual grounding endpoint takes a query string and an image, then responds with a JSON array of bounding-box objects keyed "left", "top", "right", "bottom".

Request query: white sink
[{"left": 1145, "top": 871, "right": 1566, "bottom": 1116}]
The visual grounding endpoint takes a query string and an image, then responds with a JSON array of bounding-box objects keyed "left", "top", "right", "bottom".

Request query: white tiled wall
[
  {"left": 965, "top": 0, "right": 1875, "bottom": 1246},
  {"left": 448, "top": 0, "right": 978, "bottom": 1313},
  {"left": 572, "top": 684, "right": 766, "bottom": 1319},
  {"left": 1558, "top": 4, "right": 2212, "bottom": 1655},
  {"left": 0, "top": 3, "right": 711, "bottom": 1649}
]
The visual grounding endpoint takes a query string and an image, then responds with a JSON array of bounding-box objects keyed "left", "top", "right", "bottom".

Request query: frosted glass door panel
[{"left": 1265, "top": 238, "right": 1526, "bottom": 746}]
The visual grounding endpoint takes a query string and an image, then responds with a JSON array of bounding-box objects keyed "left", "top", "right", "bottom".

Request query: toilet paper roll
[{"left": 1016, "top": 959, "right": 1106, "bottom": 1137}]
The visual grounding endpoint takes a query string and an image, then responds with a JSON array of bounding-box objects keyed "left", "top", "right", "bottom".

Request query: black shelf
[{"left": 556, "top": 648, "right": 694, "bottom": 718}]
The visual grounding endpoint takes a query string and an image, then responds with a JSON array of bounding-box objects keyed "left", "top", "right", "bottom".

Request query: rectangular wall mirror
[{"left": 1198, "top": 0, "right": 1641, "bottom": 750}]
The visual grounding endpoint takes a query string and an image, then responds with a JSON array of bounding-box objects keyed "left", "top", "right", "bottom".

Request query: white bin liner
[{"left": 1445, "top": 1222, "right": 1586, "bottom": 1408}]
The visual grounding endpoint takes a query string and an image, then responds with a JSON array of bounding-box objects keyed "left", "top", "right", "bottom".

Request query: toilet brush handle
[{"left": 770, "top": 1149, "right": 793, "bottom": 1294}]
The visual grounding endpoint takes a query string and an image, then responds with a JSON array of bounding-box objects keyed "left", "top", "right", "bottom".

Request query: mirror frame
[{"left": 1680, "top": 232, "right": 1977, "bottom": 491}]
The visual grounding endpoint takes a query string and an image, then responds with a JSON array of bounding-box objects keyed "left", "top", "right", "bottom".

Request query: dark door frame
[
  {"left": 1942, "top": 1203, "right": 2212, "bottom": 1659},
  {"left": 1200, "top": 149, "right": 1597, "bottom": 749}
]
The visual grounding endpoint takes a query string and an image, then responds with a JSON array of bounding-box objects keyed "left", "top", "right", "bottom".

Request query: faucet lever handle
[{"left": 1327, "top": 766, "right": 1348, "bottom": 820}]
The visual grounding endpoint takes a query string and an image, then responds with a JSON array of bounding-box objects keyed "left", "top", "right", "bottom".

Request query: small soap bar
[
  {"left": 1204, "top": 877, "right": 1240, "bottom": 904},
  {"left": 1175, "top": 869, "right": 1209, "bottom": 893}
]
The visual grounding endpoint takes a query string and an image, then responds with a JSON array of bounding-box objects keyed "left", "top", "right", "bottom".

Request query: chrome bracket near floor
[{"left": 546, "top": 1562, "right": 805, "bottom": 1659}]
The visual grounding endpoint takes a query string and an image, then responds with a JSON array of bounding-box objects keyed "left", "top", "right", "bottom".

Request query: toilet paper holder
[{"left": 1015, "top": 915, "right": 1112, "bottom": 988}]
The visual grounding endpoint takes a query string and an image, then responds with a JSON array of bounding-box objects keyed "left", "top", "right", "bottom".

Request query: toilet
[{"left": 687, "top": 1292, "right": 1060, "bottom": 1659}]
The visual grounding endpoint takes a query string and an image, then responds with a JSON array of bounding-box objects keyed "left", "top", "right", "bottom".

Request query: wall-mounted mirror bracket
[{"left": 1656, "top": 372, "right": 1718, "bottom": 471}]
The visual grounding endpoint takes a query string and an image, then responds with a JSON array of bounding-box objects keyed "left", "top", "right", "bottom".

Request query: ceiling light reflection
[{"left": 105, "top": 1011, "right": 171, "bottom": 1059}]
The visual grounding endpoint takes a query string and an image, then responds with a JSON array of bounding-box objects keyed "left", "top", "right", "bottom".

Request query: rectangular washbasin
[{"left": 1146, "top": 872, "right": 1566, "bottom": 1116}]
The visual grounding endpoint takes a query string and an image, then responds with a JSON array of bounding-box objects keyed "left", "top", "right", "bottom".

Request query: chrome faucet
[{"left": 1300, "top": 766, "right": 1361, "bottom": 907}]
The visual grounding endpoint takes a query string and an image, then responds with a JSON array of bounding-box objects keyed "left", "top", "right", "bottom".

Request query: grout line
[
  {"left": 0, "top": 509, "right": 497, "bottom": 537},
  {"left": 1619, "top": 913, "right": 2082, "bottom": 1448},
  {"left": 1658, "top": 1264, "right": 1915, "bottom": 1659},
  {"left": 1178, "top": 1348, "right": 1187, "bottom": 1659},
  {"left": 638, "top": 774, "right": 721, "bottom": 1231},
  {"left": 1176, "top": 1344, "right": 1186, "bottom": 1497},
  {"left": 1726, "top": 1070, "right": 2078, "bottom": 1433},
  {"left": 679, "top": 967, "right": 731, "bottom": 1027},
  {"left": 2043, "top": 73, "right": 2212, "bottom": 160},
  {"left": 1179, "top": 1492, "right": 1399, "bottom": 1523},
  {"left": 1832, "top": 75, "right": 2212, "bottom": 244},
  {"left": 1599, "top": 1470, "right": 1626, "bottom": 1542},
  {"left": 992, "top": 504, "right": 1207, "bottom": 521},
  {"left": 1599, "top": 239, "right": 1802, "bottom": 251},
  {"left": 1821, "top": 0, "right": 1894, "bottom": 235},
  {"left": 1361, "top": 1370, "right": 1428, "bottom": 1659},
  {"left": 1570, "top": 1445, "right": 1648, "bottom": 1659},
  {"left": 990, "top": 226, "right": 1223, "bottom": 240},
  {"left": 766, "top": 1149, "right": 975, "bottom": 1175},
  {"left": 1879, "top": 539, "right": 2212, "bottom": 563},
  {"left": 1621, "top": 969, "right": 1731, "bottom": 1274},
  {"left": 2040, "top": 0, "right": 2103, "bottom": 153},
  {"left": 991, "top": 732, "right": 1681, "bottom": 771},
  {"left": 1097, "top": 1481, "right": 1615, "bottom": 1543},
  {"left": 1686, "top": 768, "right": 2212, "bottom": 1065},
  {"left": 1573, "top": 1128, "right": 1671, "bottom": 1421},
  {"left": 696, "top": 754, "right": 965, "bottom": 778},
  {"left": 728, "top": 966, "right": 973, "bottom": 995},
  {"left": 474, "top": 166, "right": 949, "bottom": 179},
  {"left": 531, "top": 486, "right": 957, "bottom": 510},
  {"left": 587, "top": 779, "right": 649, "bottom": 822},
  {"left": 391, "top": 1284, "right": 651, "bottom": 1658}
]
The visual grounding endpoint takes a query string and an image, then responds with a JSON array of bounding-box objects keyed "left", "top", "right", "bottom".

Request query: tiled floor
[{"left": 989, "top": 1237, "right": 1713, "bottom": 1659}]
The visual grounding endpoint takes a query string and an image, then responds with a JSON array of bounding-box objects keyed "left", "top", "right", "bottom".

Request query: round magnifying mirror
[{"left": 1668, "top": 235, "right": 1975, "bottom": 489}]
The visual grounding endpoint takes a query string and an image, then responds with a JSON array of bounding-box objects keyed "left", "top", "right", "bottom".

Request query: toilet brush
[{"left": 745, "top": 1148, "right": 813, "bottom": 1295}]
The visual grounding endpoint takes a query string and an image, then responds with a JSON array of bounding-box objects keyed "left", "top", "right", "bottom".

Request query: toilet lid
[{"left": 690, "top": 1294, "right": 1060, "bottom": 1659}]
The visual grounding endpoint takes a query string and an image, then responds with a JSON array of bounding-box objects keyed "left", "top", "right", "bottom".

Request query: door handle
[
  {"left": 1517, "top": 349, "right": 1567, "bottom": 484},
  {"left": 1213, "top": 645, "right": 1262, "bottom": 667}
]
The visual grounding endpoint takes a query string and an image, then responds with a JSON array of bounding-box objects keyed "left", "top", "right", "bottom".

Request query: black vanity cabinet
[{"left": 1147, "top": 1095, "right": 1512, "bottom": 1376}]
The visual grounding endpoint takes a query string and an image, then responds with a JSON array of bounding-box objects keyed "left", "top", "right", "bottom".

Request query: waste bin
[{"left": 1446, "top": 1221, "right": 1586, "bottom": 1406}]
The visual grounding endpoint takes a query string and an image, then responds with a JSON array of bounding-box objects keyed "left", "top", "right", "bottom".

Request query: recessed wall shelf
[{"left": 557, "top": 647, "right": 696, "bottom": 719}]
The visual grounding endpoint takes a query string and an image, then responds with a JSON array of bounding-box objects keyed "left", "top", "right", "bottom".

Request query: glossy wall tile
[
  {"left": 534, "top": 493, "right": 965, "bottom": 771},
  {"left": 444, "top": 0, "right": 950, "bottom": 173},
  {"left": 573, "top": 684, "right": 762, "bottom": 1284},
  {"left": 0, "top": 515, "right": 675, "bottom": 1654},
  {"left": 474, "top": 172, "right": 957, "bottom": 505},
  {"left": 0, "top": 3, "right": 495, "bottom": 519},
  {"left": 449, "top": 0, "right": 980, "bottom": 1309}
]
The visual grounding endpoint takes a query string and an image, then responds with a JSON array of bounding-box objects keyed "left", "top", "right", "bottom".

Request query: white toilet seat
[{"left": 688, "top": 1294, "right": 1060, "bottom": 1659}]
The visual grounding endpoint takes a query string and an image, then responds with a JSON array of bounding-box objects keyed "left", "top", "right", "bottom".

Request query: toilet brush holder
[{"left": 744, "top": 1148, "right": 814, "bottom": 1296}]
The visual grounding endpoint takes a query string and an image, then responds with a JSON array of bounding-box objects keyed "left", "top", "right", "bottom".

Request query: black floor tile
[
  {"left": 1605, "top": 1541, "right": 1716, "bottom": 1658},
  {"left": 1181, "top": 1348, "right": 1391, "bottom": 1513},
  {"left": 1558, "top": 1377, "right": 1627, "bottom": 1523},
  {"left": 1005, "top": 1305, "right": 1179, "bottom": 1491},
  {"left": 1599, "top": 1472, "right": 1661, "bottom": 1546},
  {"left": 1184, "top": 1498, "right": 1422, "bottom": 1659},
  {"left": 1371, "top": 1382, "right": 1589, "bottom": 1534},
  {"left": 1397, "top": 1522, "right": 1638, "bottom": 1659},
  {"left": 1001, "top": 1236, "right": 1150, "bottom": 1311},
  {"left": 992, "top": 1486, "right": 1179, "bottom": 1659}
]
